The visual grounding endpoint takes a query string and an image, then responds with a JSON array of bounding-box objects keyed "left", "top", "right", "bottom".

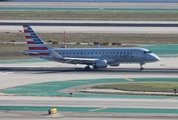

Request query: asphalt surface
[
  {"left": 0, "top": 57, "right": 178, "bottom": 90},
  {"left": 2, "top": 20, "right": 178, "bottom": 34},
  {"left": 1, "top": 96, "right": 178, "bottom": 109},
  {"left": 0, "top": 58, "right": 178, "bottom": 120},
  {"left": 2, "top": 25, "right": 178, "bottom": 33},
  {"left": 0, "top": 66, "right": 178, "bottom": 75},
  {"left": 0, "top": 21, "right": 178, "bottom": 27},
  {"left": 1, "top": 2, "right": 178, "bottom": 8}
]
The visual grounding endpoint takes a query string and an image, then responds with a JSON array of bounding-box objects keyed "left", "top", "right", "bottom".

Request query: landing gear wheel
[
  {"left": 93, "top": 66, "right": 98, "bottom": 69},
  {"left": 140, "top": 67, "right": 144, "bottom": 71},
  {"left": 85, "top": 66, "right": 91, "bottom": 71},
  {"left": 140, "top": 63, "right": 145, "bottom": 71}
]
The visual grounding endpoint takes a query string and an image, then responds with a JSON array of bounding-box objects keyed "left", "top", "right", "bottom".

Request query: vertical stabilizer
[{"left": 23, "top": 25, "right": 50, "bottom": 56}]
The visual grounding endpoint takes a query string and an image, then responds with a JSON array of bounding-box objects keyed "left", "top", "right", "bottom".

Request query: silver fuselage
[{"left": 41, "top": 47, "right": 160, "bottom": 65}]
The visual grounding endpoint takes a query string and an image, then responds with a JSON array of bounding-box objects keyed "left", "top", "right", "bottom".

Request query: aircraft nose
[{"left": 153, "top": 55, "right": 160, "bottom": 61}]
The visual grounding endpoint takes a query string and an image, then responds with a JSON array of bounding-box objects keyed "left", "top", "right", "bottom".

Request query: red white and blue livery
[{"left": 22, "top": 25, "right": 160, "bottom": 70}]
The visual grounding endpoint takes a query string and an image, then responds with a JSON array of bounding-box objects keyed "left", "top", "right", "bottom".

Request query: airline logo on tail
[{"left": 23, "top": 25, "right": 50, "bottom": 56}]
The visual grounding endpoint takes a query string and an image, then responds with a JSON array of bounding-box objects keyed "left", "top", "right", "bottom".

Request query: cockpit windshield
[{"left": 143, "top": 51, "right": 152, "bottom": 54}]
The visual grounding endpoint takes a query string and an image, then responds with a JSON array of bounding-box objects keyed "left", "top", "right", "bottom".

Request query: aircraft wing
[
  {"left": 50, "top": 50, "right": 98, "bottom": 64},
  {"left": 64, "top": 57, "right": 98, "bottom": 64}
]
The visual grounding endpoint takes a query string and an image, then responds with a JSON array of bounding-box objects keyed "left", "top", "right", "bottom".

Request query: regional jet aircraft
[{"left": 22, "top": 25, "right": 160, "bottom": 70}]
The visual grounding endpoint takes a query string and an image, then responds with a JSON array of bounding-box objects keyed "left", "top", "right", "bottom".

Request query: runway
[
  {"left": 0, "top": 57, "right": 178, "bottom": 88},
  {"left": 0, "top": 57, "right": 178, "bottom": 119}
]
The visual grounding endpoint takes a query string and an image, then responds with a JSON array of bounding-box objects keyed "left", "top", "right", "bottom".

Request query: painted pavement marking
[
  {"left": 165, "top": 97, "right": 177, "bottom": 100},
  {"left": 89, "top": 107, "right": 107, "bottom": 112},
  {"left": 124, "top": 78, "right": 134, "bottom": 82},
  {"left": 0, "top": 72, "right": 14, "bottom": 74}
]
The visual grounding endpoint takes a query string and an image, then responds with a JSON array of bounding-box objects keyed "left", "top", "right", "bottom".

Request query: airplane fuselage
[
  {"left": 40, "top": 47, "right": 159, "bottom": 65},
  {"left": 22, "top": 25, "right": 160, "bottom": 70}
]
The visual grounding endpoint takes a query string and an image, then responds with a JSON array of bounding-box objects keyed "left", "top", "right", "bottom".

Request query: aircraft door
[{"left": 134, "top": 51, "right": 140, "bottom": 58}]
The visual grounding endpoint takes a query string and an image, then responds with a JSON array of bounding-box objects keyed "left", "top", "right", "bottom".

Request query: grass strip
[
  {"left": 0, "top": 33, "right": 178, "bottom": 60},
  {"left": 93, "top": 83, "right": 178, "bottom": 92},
  {"left": 1, "top": 33, "right": 178, "bottom": 44},
  {"left": 1, "top": 11, "right": 178, "bottom": 21}
]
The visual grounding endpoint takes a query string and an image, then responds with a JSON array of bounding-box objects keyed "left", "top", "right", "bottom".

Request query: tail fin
[{"left": 23, "top": 25, "right": 50, "bottom": 56}]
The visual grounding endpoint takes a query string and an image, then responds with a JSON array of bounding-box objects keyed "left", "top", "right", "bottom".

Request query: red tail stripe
[
  {"left": 28, "top": 47, "right": 48, "bottom": 50},
  {"left": 23, "top": 25, "right": 27, "bottom": 27},
  {"left": 30, "top": 53, "right": 50, "bottom": 56},
  {"left": 27, "top": 41, "right": 35, "bottom": 44},
  {"left": 24, "top": 30, "right": 29, "bottom": 33},
  {"left": 26, "top": 36, "right": 32, "bottom": 39}
]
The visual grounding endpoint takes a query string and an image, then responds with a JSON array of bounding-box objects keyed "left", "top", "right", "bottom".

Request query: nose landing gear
[{"left": 140, "top": 63, "right": 145, "bottom": 71}]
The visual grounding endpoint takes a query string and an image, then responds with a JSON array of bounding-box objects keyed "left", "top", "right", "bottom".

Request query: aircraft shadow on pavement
[
  {"left": 1, "top": 67, "right": 178, "bottom": 74},
  {"left": 35, "top": 68, "right": 178, "bottom": 74}
]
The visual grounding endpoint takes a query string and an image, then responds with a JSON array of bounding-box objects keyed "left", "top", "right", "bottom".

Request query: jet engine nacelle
[{"left": 95, "top": 60, "right": 108, "bottom": 68}]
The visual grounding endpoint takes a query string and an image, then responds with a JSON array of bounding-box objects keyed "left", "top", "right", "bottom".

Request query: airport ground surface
[
  {"left": 0, "top": 57, "right": 178, "bottom": 120},
  {"left": 1, "top": 30, "right": 178, "bottom": 119},
  {"left": 3, "top": 24, "right": 178, "bottom": 34},
  {"left": 1, "top": 2, "right": 178, "bottom": 120},
  {"left": 1, "top": 2, "right": 178, "bottom": 9}
]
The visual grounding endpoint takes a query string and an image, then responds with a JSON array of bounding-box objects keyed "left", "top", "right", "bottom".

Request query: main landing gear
[
  {"left": 85, "top": 65, "right": 98, "bottom": 70},
  {"left": 85, "top": 65, "right": 91, "bottom": 71},
  {"left": 140, "top": 63, "right": 145, "bottom": 71},
  {"left": 93, "top": 66, "right": 98, "bottom": 69}
]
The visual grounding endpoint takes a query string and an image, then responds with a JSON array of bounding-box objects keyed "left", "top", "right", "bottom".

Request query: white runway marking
[{"left": 0, "top": 72, "right": 14, "bottom": 75}]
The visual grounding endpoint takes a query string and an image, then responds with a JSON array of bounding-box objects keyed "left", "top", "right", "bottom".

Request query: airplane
[{"left": 22, "top": 25, "right": 160, "bottom": 71}]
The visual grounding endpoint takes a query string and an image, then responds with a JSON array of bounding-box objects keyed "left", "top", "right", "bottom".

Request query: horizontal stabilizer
[{"left": 19, "top": 50, "right": 39, "bottom": 55}]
